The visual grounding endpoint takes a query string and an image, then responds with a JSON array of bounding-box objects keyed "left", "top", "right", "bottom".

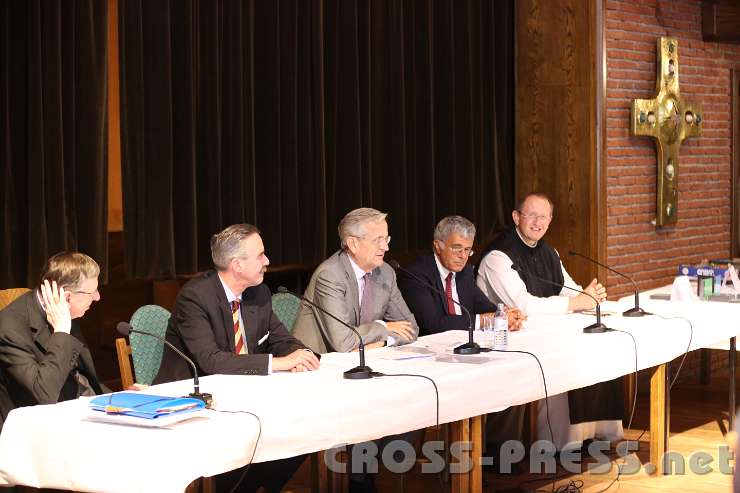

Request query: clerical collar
[
  {"left": 217, "top": 272, "right": 241, "bottom": 303},
  {"left": 433, "top": 254, "right": 454, "bottom": 280},
  {"left": 515, "top": 227, "right": 538, "bottom": 248},
  {"left": 347, "top": 254, "right": 369, "bottom": 282}
]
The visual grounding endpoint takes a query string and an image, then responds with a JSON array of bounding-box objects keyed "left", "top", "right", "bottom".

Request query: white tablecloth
[
  {"left": 2, "top": 296, "right": 739, "bottom": 492},
  {"left": 620, "top": 284, "right": 740, "bottom": 351}
]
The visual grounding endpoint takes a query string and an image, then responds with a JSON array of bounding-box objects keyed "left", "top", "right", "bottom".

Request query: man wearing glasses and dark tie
[
  {"left": 397, "top": 215, "right": 524, "bottom": 336},
  {"left": 397, "top": 215, "right": 526, "bottom": 475}
]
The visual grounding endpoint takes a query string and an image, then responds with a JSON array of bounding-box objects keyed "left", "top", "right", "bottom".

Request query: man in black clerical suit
[
  {"left": 154, "top": 223, "right": 319, "bottom": 493},
  {"left": 477, "top": 193, "right": 623, "bottom": 451},
  {"left": 0, "top": 252, "right": 105, "bottom": 432},
  {"left": 397, "top": 215, "right": 526, "bottom": 472}
]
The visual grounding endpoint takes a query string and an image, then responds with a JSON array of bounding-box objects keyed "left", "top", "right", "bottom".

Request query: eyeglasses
[
  {"left": 356, "top": 235, "right": 391, "bottom": 247},
  {"left": 443, "top": 243, "right": 474, "bottom": 257},
  {"left": 517, "top": 211, "right": 552, "bottom": 222},
  {"left": 72, "top": 289, "right": 98, "bottom": 297}
]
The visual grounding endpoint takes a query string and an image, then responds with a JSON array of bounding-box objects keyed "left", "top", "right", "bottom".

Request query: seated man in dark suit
[
  {"left": 154, "top": 223, "right": 319, "bottom": 493},
  {"left": 397, "top": 215, "right": 523, "bottom": 336},
  {"left": 397, "top": 215, "right": 526, "bottom": 473},
  {"left": 0, "top": 252, "right": 106, "bottom": 432}
]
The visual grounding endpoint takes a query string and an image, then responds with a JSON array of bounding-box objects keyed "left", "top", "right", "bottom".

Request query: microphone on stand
[
  {"left": 388, "top": 260, "right": 489, "bottom": 354},
  {"left": 567, "top": 250, "right": 650, "bottom": 317},
  {"left": 116, "top": 322, "right": 213, "bottom": 407},
  {"left": 510, "top": 264, "right": 609, "bottom": 334},
  {"left": 277, "top": 287, "right": 374, "bottom": 379}
]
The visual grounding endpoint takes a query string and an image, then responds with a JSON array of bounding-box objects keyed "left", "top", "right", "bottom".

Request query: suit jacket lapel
[
  {"left": 240, "top": 304, "right": 258, "bottom": 353},
  {"left": 339, "top": 252, "right": 361, "bottom": 324},
  {"left": 28, "top": 291, "right": 53, "bottom": 354},
  {"left": 210, "top": 273, "right": 236, "bottom": 353},
  {"left": 368, "top": 268, "right": 388, "bottom": 318},
  {"left": 456, "top": 267, "right": 473, "bottom": 312},
  {"left": 425, "top": 255, "right": 448, "bottom": 312},
  {"left": 78, "top": 348, "right": 103, "bottom": 394}
]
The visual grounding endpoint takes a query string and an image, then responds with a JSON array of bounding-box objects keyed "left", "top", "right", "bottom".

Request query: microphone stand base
[
  {"left": 344, "top": 365, "right": 375, "bottom": 380},
  {"left": 622, "top": 307, "right": 649, "bottom": 317},
  {"left": 189, "top": 392, "right": 213, "bottom": 409},
  {"left": 454, "top": 342, "right": 488, "bottom": 355},
  {"left": 583, "top": 323, "right": 609, "bottom": 333}
]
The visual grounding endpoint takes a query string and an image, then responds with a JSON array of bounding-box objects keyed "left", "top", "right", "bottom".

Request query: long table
[
  {"left": 1, "top": 297, "right": 739, "bottom": 492},
  {"left": 620, "top": 285, "right": 740, "bottom": 474}
]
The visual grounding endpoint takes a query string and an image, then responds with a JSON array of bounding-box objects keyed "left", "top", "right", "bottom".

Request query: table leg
[
  {"left": 700, "top": 348, "right": 711, "bottom": 385},
  {"left": 451, "top": 418, "right": 470, "bottom": 493},
  {"left": 649, "top": 363, "right": 668, "bottom": 475},
  {"left": 471, "top": 415, "right": 483, "bottom": 493},
  {"left": 450, "top": 415, "right": 483, "bottom": 493},
  {"left": 730, "top": 337, "right": 736, "bottom": 431}
]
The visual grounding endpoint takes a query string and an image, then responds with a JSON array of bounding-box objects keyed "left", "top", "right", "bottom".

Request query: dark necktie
[
  {"left": 445, "top": 272, "right": 456, "bottom": 315},
  {"left": 359, "top": 273, "right": 374, "bottom": 324}
]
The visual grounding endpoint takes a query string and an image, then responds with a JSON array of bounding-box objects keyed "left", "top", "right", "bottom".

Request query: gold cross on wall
[{"left": 631, "top": 37, "right": 702, "bottom": 227}]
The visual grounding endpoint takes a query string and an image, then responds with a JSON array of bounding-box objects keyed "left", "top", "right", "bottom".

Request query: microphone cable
[
  {"left": 587, "top": 313, "right": 691, "bottom": 493},
  {"left": 485, "top": 348, "right": 557, "bottom": 493},
  {"left": 208, "top": 408, "right": 263, "bottom": 493},
  {"left": 365, "top": 371, "right": 445, "bottom": 492},
  {"left": 512, "top": 327, "right": 640, "bottom": 493},
  {"left": 649, "top": 313, "right": 694, "bottom": 389},
  {"left": 370, "top": 372, "right": 439, "bottom": 428},
  {"left": 589, "top": 327, "right": 639, "bottom": 493},
  {"left": 594, "top": 312, "right": 695, "bottom": 491}
]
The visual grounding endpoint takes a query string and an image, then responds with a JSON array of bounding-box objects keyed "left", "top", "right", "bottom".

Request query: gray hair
[
  {"left": 433, "top": 216, "right": 476, "bottom": 242},
  {"left": 516, "top": 192, "right": 555, "bottom": 214},
  {"left": 338, "top": 207, "right": 388, "bottom": 250},
  {"left": 211, "top": 223, "right": 261, "bottom": 271},
  {"left": 39, "top": 252, "right": 100, "bottom": 290}
]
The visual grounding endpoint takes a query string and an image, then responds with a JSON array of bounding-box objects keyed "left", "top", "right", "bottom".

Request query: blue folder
[{"left": 89, "top": 392, "right": 205, "bottom": 420}]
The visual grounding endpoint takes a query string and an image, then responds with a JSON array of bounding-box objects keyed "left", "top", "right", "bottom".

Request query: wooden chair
[
  {"left": 117, "top": 305, "right": 214, "bottom": 493},
  {"left": 0, "top": 288, "right": 30, "bottom": 310},
  {"left": 115, "top": 337, "right": 135, "bottom": 390}
]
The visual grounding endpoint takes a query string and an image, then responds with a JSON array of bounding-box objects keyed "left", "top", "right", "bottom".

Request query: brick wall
[{"left": 606, "top": 0, "right": 740, "bottom": 300}]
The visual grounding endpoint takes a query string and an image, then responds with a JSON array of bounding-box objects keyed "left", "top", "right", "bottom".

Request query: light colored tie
[
  {"left": 232, "top": 300, "right": 247, "bottom": 355},
  {"left": 359, "top": 273, "right": 374, "bottom": 324}
]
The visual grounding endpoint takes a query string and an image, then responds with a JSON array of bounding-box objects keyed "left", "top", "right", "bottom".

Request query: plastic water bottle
[
  {"left": 493, "top": 303, "right": 509, "bottom": 351},
  {"left": 481, "top": 311, "right": 495, "bottom": 347}
]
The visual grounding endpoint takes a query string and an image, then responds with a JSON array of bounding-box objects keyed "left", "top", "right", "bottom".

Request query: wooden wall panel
[
  {"left": 515, "top": 0, "right": 603, "bottom": 286},
  {"left": 702, "top": 0, "right": 740, "bottom": 44},
  {"left": 733, "top": 68, "right": 739, "bottom": 258}
]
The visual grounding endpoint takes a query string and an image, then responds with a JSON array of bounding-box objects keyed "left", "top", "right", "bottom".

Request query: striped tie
[{"left": 232, "top": 300, "right": 247, "bottom": 355}]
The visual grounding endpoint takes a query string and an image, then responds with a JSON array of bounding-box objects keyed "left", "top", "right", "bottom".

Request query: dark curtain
[
  {"left": 119, "top": 0, "right": 514, "bottom": 279},
  {"left": 0, "top": 1, "right": 109, "bottom": 288}
]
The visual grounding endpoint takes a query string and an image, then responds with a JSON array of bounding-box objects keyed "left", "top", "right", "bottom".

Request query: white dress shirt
[
  {"left": 433, "top": 254, "right": 482, "bottom": 329},
  {"left": 218, "top": 274, "right": 272, "bottom": 373},
  {"left": 347, "top": 256, "right": 397, "bottom": 346}
]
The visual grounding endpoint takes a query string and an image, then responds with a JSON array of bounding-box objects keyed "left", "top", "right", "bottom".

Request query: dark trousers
[
  {"left": 486, "top": 404, "right": 527, "bottom": 471},
  {"left": 215, "top": 454, "right": 307, "bottom": 493},
  {"left": 348, "top": 429, "right": 423, "bottom": 492}
]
